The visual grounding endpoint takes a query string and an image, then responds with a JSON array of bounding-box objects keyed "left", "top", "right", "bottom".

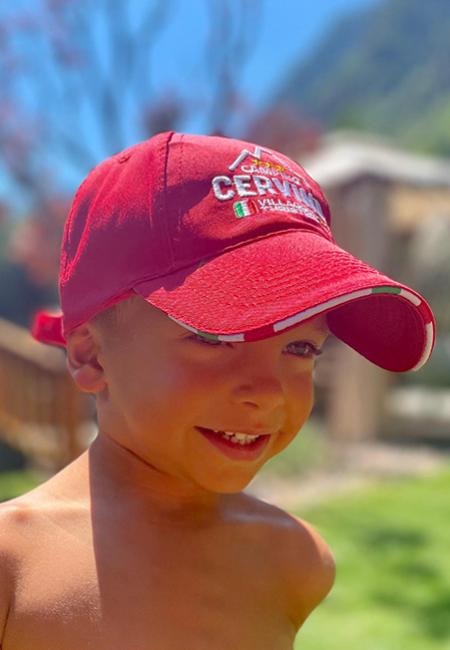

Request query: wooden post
[{"left": 325, "top": 176, "right": 393, "bottom": 441}]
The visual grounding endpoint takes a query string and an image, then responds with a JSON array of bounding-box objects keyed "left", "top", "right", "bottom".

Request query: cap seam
[
  {"left": 161, "top": 131, "right": 176, "bottom": 272},
  {"left": 131, "top": 227, "right": 331, "bottom": 285},
  {"left": 62, "top": 165, "right": 117, "bottom": 283},
  {"left": 177, "top": 134, "right": 185, "bottom": 270},
  {"left": 60, "top": 171, "right": 96, "bottom": 282}
]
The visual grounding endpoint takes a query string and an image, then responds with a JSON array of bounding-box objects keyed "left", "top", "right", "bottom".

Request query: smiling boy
[{"left": 0, "top": 133, "right": 435, "bottom": 649}]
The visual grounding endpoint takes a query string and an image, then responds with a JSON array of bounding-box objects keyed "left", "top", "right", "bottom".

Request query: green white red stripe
[
  {"left": 233, "top": 201, "right": 252, "bottom": 218},
  {"left": 168, "top": 285, "right": 434, "bottom": 371}
]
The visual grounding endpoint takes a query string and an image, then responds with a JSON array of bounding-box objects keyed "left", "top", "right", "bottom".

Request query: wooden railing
[{"left": 0, "top": 317, "right": 94, "bottom": 472}]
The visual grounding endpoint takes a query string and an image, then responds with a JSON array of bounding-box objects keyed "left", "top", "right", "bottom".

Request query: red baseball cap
[{"left": 31, "top": 131, "right": 435, "bottom": 372}]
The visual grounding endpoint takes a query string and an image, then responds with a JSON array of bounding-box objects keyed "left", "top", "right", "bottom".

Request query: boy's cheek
[
  {"left": 266, "top": 415, "right": 311, "bottom": 460},
  {"left": 267, "top": 380, "right": 314, "bottom": 458}
]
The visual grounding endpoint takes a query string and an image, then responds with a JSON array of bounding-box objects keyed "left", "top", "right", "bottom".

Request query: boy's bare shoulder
[
  {"left": 0, "top": 492, "right": 42, "bottom": 561},
  {"left": 0, "top": 494, "right": 38, "bottom": 639},
  {"left": 0, "top": 479, "right": 89, "bottom": 549},
  {"left": 0, "top": 489, "right": 61, "bottom": 566},
  {"left": 0, "top": 489, "right": 51, "bottom": 534},
  {"left": 241, "top": 492, "right": 335, "bottom": 628},
  {"left": 0, "top": 484, "right": 87, "bottom": 628}
]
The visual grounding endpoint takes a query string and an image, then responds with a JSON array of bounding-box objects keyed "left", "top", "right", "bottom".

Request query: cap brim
[
  {"left": 135, "top": 230, "right": 435, "bottom": 372},
  {"left": 31, "top": 230, "right": 435, "bottom": 372}
]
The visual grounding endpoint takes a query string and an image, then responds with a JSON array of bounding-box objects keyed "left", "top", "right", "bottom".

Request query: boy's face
[{"left": 86, "top": 296, "right": 328, "bottom": 495}]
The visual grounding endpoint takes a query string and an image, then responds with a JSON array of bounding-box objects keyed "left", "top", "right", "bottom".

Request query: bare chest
[{"left": 4, "top": 521, "right": 297, "bottom": 650}]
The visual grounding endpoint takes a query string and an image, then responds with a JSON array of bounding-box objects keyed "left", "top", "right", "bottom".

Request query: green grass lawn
[
  {"left": 0, "top": 470, "right": 42, "bottom": 502},
  {"left": 294, "top": 465, "right": 450, "bottom": 650}
]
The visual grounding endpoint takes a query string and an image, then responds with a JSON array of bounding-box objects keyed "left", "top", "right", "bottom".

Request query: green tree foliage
[{"left": 275, "top": 0, "right": 450, "bottom": 155}]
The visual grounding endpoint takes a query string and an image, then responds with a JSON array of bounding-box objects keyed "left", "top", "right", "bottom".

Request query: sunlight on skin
[{"left": 65, "top": 295, "right": 329, "bottom": 511}]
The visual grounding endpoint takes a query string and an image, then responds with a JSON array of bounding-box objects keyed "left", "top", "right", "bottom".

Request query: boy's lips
[{"left": 195, "top": 426, "right": 273, "bottom": 460}]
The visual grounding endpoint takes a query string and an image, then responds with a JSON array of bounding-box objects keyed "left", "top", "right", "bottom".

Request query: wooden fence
[{"left": 0, "top": 317, "right": 94, "bottom": 471}]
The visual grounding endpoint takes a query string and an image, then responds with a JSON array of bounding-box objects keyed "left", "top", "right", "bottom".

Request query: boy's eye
[
  {"left": 188, "top": 334, "right": 322, "bottom": 358},
  {"left": 285, "top": 341, "right": 323, "bottom": 359}
]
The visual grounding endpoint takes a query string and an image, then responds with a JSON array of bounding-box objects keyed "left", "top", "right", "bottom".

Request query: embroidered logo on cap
[{"left": 211, "top": 145, "right": 330, "bottom": 232}]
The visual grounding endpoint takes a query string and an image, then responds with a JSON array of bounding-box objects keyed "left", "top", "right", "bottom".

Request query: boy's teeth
[{"left": 212, "top": 429, "right": 261, "bottom": 445}]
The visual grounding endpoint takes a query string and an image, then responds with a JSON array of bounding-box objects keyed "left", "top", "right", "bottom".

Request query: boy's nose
[{"left": 233, "top": 373, "right": 286, "bottom": 412}]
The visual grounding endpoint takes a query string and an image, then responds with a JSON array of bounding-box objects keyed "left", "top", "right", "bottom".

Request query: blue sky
[
  {"left": 151, "top": 0, "right": 377, "bottom": 116},
  {"left": 244, "top": 0, "right": 377, "bottom": 103},
  {"left": 1, "top": 0, "right": 378, "bottom": 210}
]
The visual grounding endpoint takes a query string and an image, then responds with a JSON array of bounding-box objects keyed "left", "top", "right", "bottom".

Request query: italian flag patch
[{"left": 233, "top": 200, "right": 253, "bottom": 218}]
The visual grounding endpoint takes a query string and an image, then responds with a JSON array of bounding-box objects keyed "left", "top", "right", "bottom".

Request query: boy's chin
[{"left": 194, "top": 467, "right": 261, "bottom": 495}]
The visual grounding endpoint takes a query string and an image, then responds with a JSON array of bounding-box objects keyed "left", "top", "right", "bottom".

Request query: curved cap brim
[
  {"left": 31, "top": 230, "right": 435, "bottom": 372},
  {"left": 135, "top": 230, "right": 435, "bottom": 372}
]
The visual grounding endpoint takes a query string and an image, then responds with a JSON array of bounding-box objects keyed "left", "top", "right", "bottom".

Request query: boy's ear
[{"left": 65, "top": 324, "right": 106, "bottom": 394}]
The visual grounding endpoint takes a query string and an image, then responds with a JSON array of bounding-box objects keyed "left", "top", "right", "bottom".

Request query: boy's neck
[{"left": 87, "top": 432, "right": 227, "bottom": 521}]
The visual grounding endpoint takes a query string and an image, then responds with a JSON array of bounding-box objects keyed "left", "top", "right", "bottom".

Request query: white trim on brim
[
  {"left": 168, "top": 285, "right": 435, "bottom": 372},
  {"left": 411, "top": 322, "right": 435, "bottom": 372}
]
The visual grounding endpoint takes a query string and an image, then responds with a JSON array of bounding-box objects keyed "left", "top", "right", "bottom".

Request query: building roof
[{"left": 302, "top": 131, "right": 450, "bottom": 188}]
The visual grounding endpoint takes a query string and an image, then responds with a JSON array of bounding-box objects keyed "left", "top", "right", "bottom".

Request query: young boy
[{"left": 0, "top": 132, "right": 435, "bottom": 649}]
